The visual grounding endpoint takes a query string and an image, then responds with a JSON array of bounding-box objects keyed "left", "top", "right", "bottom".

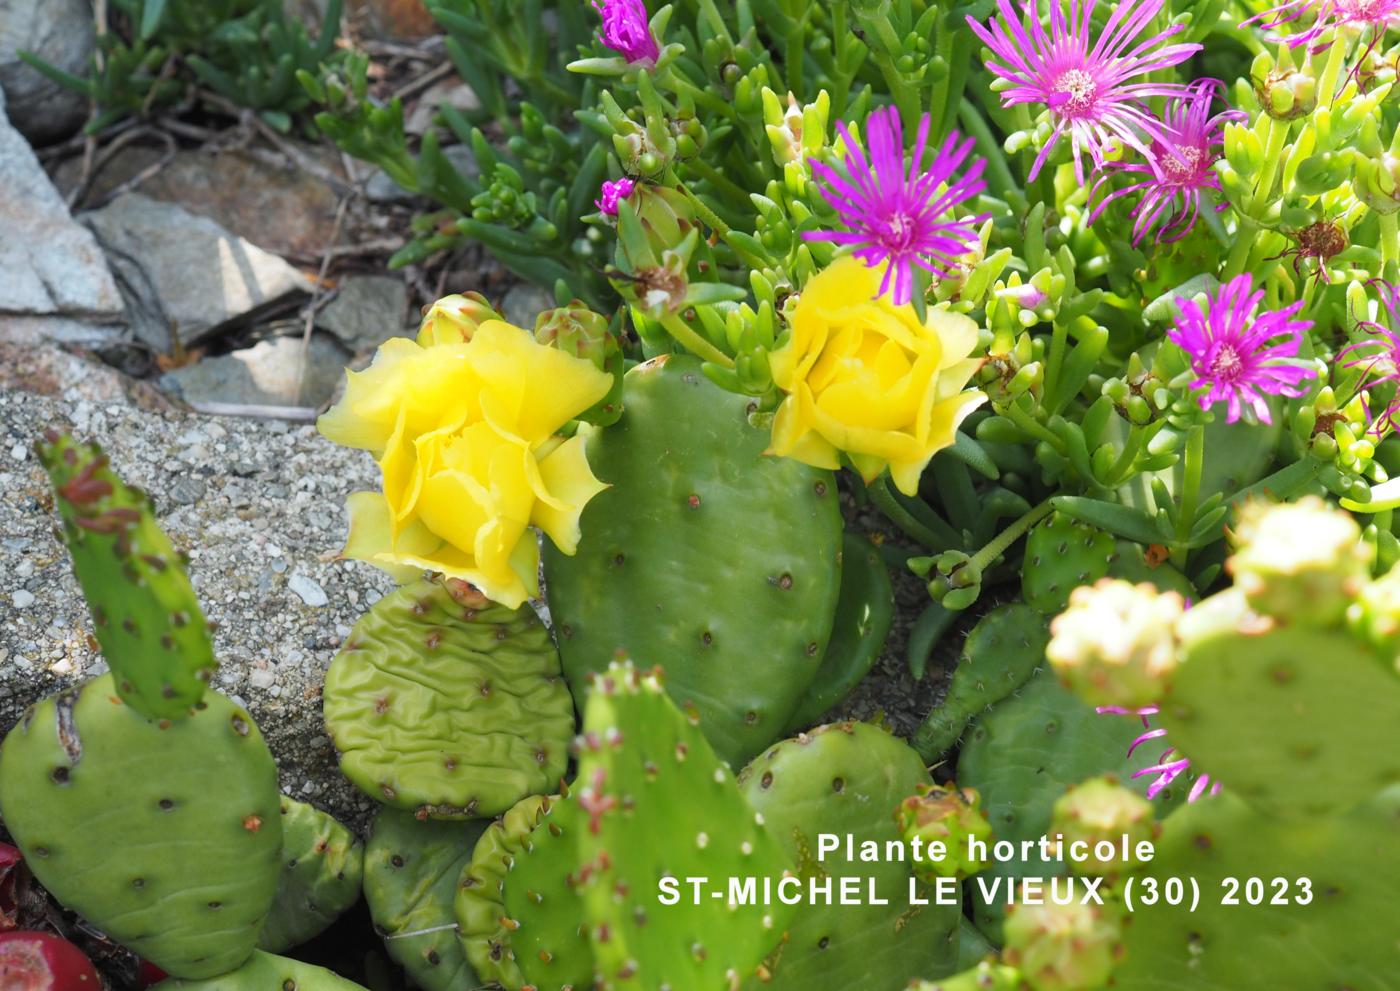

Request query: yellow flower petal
[{"left": 530, "top": 432, "right": 609, "bottom": 554}]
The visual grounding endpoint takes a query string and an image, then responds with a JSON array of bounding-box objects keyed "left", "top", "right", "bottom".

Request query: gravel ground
[{"left": 0, "top": 380, "right": 968, "bottom": 835}]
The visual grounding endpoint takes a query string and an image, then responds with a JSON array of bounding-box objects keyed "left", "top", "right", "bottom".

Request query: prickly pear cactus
[
  {"left": 914, "top": 604, "right": 1049, "bottom": 760},
  {"left": 737, "top": 722, "right": 962, "bottom": 991},
  {"left": 0, "top": 674, "right": 282, "bottom": 979},
  {"left": 955, "top": 670, "right": 1183, "bottom": 943},
  {"left": 1022, "top": 513, "right": 1192, "bottom": 616},
  {"left": 153, "top": 950, "right": 370, "bottom": 990},
  {"left": 574, "top": 661, "right": 796, "bottom": 991},
  {"left": 1113, "top": 789, "right": 1400, "bottom": 990},
  {"left": 323, "top": 576, "right": 574, "bottom": 817},
  {"left": 363, "top": 808, "right": 486, "bottom": 991},
  {"left": 35, "top": 431, "right": 215, "bottom": 721},
  {"left": 258, "top": 797, "right": 365, "bottom": 954},
  {"left": 784, "top": 532, "right": 895, "bottom": 733},
  {"left": 456, "top": 793, "right": 592, "bottom": 991},
  {"left": 542, "top": 356, "right": 844, "bottom": 766}
]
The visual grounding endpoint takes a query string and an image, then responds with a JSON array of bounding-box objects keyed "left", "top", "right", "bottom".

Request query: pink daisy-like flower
[
  {"left": 1338, "top": 282, "right": 1400, "bottom": 436},
  {"left": 1250, "top": 0, "right": 1400, "bottom": 51},
  {"left": 1088, "top": 79, "right": 1244, "bottom": 245},
  {"left": 804, "top": 106, "right": 988, "bottom": 306},
  {"left": 1098, "top": 705, "right": 1222, "bottom": 802},
  {"left": 594, "top": 177, "right": 637, "bottom": 216},
  {"left": 967, "top": 0, "right": 1202, "bottom": 182},
  {"left": 592, "top": 0, "right": 660, "bottom": 64},
  {"left": 1168, "top": 274, "right": 1317, "bottom": 424}
]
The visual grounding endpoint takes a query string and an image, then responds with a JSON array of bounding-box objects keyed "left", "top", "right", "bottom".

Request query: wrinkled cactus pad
[
  {"left": 152, "top": 950, "right": 370, "bottom": 990},
  {"left": 324, "top": 577, "right": 574, "bottom": 818},
  {"left": 0, "top": 674, "right": 281, "bottom": 979},
  {"left": 363, "top": 808, "right": 485, "bottom": 991},
  {"left": 258, "top": 797, "right": 365, "bottom": 954},
  {"left": 35, "top": 431, "right": 216, "bottom": 721}
]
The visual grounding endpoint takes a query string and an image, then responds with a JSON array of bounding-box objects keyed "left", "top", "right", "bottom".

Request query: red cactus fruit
[
  {"left": 0, "top": 931, "right": 101, "bottom": 990},
  {"left": 0, "top": 844, "right": 22, "bottom": 930}
]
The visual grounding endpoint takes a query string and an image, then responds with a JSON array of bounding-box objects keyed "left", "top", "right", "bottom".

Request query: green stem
[
  {"left": 868, "top": 476, "right": 964, "bottom": 550},
  {"left": 958, "top": 99, "right": 1018, "bottom": 196},
  {"left": 1004, "top": 403, "right": 1065, "bottom": 450},
  {"left": 1382, "top": 213, "right": 1399, "bottom": 270},
  {"left": 659, "top": 313, "right": 735, "bottom": 368},
  {"left": 967, "top": 497, "right": 1054, "bottom": 572},
  {"left": 1172, "top": 424, "right": 1205, "bottom": 568},
  {"left": 685, "top": 156, "right": 752, "bottom": 205}
]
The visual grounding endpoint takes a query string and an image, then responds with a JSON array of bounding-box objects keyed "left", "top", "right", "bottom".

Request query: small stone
[
  {"left": 12, "top": 589, "right": 34, "bottom": 609},
  {"left": 249, "top": 668, "right": 276, "bottom": 690},
  {"left": 289, "top": 574, "right": 329, "bottom": 608},
  {"left": 169, "top": 477, "right": 207, "bottom": 506},
  {"left": 405, "top": 80, "right": 481, "bottom": 134},
  {"left": 316, "top": 275, "right": 410, "bottom": 353},
  {"left": 500, "top": 283, "right": 555, "bottom": 329}
]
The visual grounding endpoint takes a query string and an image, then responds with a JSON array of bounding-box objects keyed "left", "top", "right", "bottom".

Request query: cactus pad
[
  {"left": 0, "top": 674, "right": 282, "bottom": 979},
  {"left": 542, "top": 356, "right": 843, "bottom": 767},
  {"left": 1160, "top": 618, "right": 1400, "bottom": 818},
  {"left": 1114, "top": 789, "right": 1400, "bottom": 990},
  {"left": 913, "top": 604, "right": 1049, "bottom": 760},
  {"left": 35, "top": 432, "right": 215, "bottom": 721},
  {"left": 363, "top": 808, "right": 486, "bottom": 991},
  {"left": 1022, "top": 512, "right": 1117, "bottom": 615},
  {"left": 456, "top": 794, "right": 593, "bottom": 990},
  {"left": 575, "top": 661, "right": 796, "bottom": 991},
  {"left": 737, "top": 722, "right": 962, "bottom": 991},
  {"left": 323, "top": 577, "right": 574, "bottom": 818},
  {"left": 258, "top": 797, "right": 365, "bottom": 954},
  {"left": 152, "top": 950, "right": 370, "bottom": 990}
]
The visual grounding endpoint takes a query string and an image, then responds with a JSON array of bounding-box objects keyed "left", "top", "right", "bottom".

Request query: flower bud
[
  {"left": 1227, "top": 497, "right": 1368, "bottom": 627},
  {"left": 1046, "top": 579, "right": 1184, "bottom": 709},
  {"left": 1047, "top": 776, "right": 1158, "bottom": 877},
  {"left": 417, "top": 292, "right": 501, "bottom": 346},
  {"left": 1348, "top": 567, "right": 1400, "bottom": 665},
  {"left": 895, "top": 783, "right": 993, "bottom": 882},
  {"left": 535, "top": 301, "right": 617, "bottom": 371},
  {"left": 1003, "top": 898, "right": 1124, "bottom": 991},
  {"left": 1255, "top": 66, "right": 1316, "bottom": 120}
]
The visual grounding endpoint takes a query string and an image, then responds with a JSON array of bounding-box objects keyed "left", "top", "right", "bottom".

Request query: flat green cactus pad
[
  {"left": 258, "top": 797, "right": 365, "bottom": 954},
  {"left": 576, "top": 661, "right": 796, "bottom": 991},
  {"left": 543, "top": 355, "right": 843, "bottom": 767},
  {"left": 324, "top": 578, "right": 574, "bottom": 818},
  {"left": 363, "top": 808, "right": 486, "bottom": 991},
  {"left": 738, "top": 722, "right": 963, "bottom": 991},
  {"left": 153, "top": 950, "right": 369, "bottom": 990},
  {"left": 0, "top": 674, "right": 282, "bottom": 979},
  {"left": 1160, "top": 623, "right": 1400, "bottom": 818},
  {"left": 36, "top": 431, "right": 216, "bottom": 721},
  {"left": 1114, "top": 789, "right": 1400, "bottom": 990}
]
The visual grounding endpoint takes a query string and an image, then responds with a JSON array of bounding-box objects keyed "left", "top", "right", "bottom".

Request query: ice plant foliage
[
  {"left": 1339, "top": 282, "right": 1400, "bottom": 436},
  {"left": 1088, "top": 79, "right": 1242, "bottom": 245},
  {"left": 805, "top": 106, "right": 988, "bottom": 305},
  {"left": 967, "top": 0, "right": 1202, "bottom": 181},
  {"left": 1097, "top": 706, "right": 1223, "bottom": 802},
  {"left": 592, "top": 0, "right": 660, "bottom": 64},
  {"left": 1168, "top": 274, "right": 1317, "bottom": 423},
  {"left": 595, "top": 177, "right": 637, "bottom": 216},
  {"left": 1251, "top": 0, "right": 1400, "bottom": 51}
]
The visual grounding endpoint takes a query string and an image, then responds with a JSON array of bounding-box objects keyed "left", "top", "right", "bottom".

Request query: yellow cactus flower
[
  {"left": 768, "top": 256, "right": 987, "bottom": 496},
  {"left": 318, "top": 319, "right": 612, "bottom": 607}
]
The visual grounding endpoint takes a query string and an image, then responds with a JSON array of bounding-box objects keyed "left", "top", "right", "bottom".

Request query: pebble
[
  {"left": 288, "top": 574, "right": 329, "bottom": 607},
  {"left": 12, "top": 589, "right": 35, "bottom": 608}
]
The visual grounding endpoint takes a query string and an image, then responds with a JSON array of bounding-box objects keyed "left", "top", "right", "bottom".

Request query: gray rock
[
  {"left": 315, "top": 274, "right": 409, "bottom": 352},
  {"left": 81, "top": 193, "right": 314, "bottom": 349},
  {"left": 0, "top": 87, "right": 124, "bottom": 342},
  {"left": 500, "top": 281, "right": 555, "bottom": 329},
  {"left": 0, "top": 0, "right": 94, "bottom": 143},
  {"left": 0, "top": 386, "right": 395, "bottom": 831},
  {"left": 160, "top": 332, "right": 351, "bottom": 409},
  {"left": 364, "top": 143, "right": 479, "bottom": 204},
  {"left": 288, "top": 574, "right": 329, "bottom": 607},
  {"left": 404, "top": 79, "right": 481, "bottom": 135}
]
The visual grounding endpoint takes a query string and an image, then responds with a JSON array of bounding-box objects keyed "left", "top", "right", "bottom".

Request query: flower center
[
  {"left": 1054, "top": 69, "right": 1098, "bottom": 116},
  {"left": 1161, "top": 145, "right": 1206, "bottom": 184},
  {"left": 882, "top": 211, "right": 917, "bottom": 250},
  {"left": 1209, "top": 344, "right": 1245, "bottom": 381}
]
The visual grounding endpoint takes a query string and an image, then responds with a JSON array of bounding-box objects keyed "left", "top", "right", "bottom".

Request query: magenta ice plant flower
[
  {"left": 804, "top": 106, "right": 988, "bottom": 306},
  {"left": 1098, "top": 705, "right": 1222, "bottom": 802},
  {"left": 595, "top": 177, "right": 637, "bottom": 216},
  {"left": 1339, "top": 282, "right": 1400, "bottom": 436},
  {"left": 1088, "top": 79, "right": 1244, "bottom": 245},
  {"left": 967, "top": 0, "right": 1202, "bottom": 182},
  {"left": 592, "top": 0, "right": 660, "bottom": 64},
  {"left": 1168, "top": 274, "right": 1317, "bottom": 424},
  {"left": 1250, "top": 0, "right": 1400, "bottom": 51}
]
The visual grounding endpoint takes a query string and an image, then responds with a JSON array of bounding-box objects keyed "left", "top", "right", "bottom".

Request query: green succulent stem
[
  {"left": 1381, "top": 213, "right": 1399, "bottom": 270},
  {"left": 1172, "top": 423, "right": 1206, "bottom": 568},
  {"left": 659, "top": 312, "right": 736, "bottom": 367},
  {"left": 967, "top": 497, "right": 1054, "bottom": 573},
  {"left": 868, "top": 475, "right": 965, "bottom": 550}
]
